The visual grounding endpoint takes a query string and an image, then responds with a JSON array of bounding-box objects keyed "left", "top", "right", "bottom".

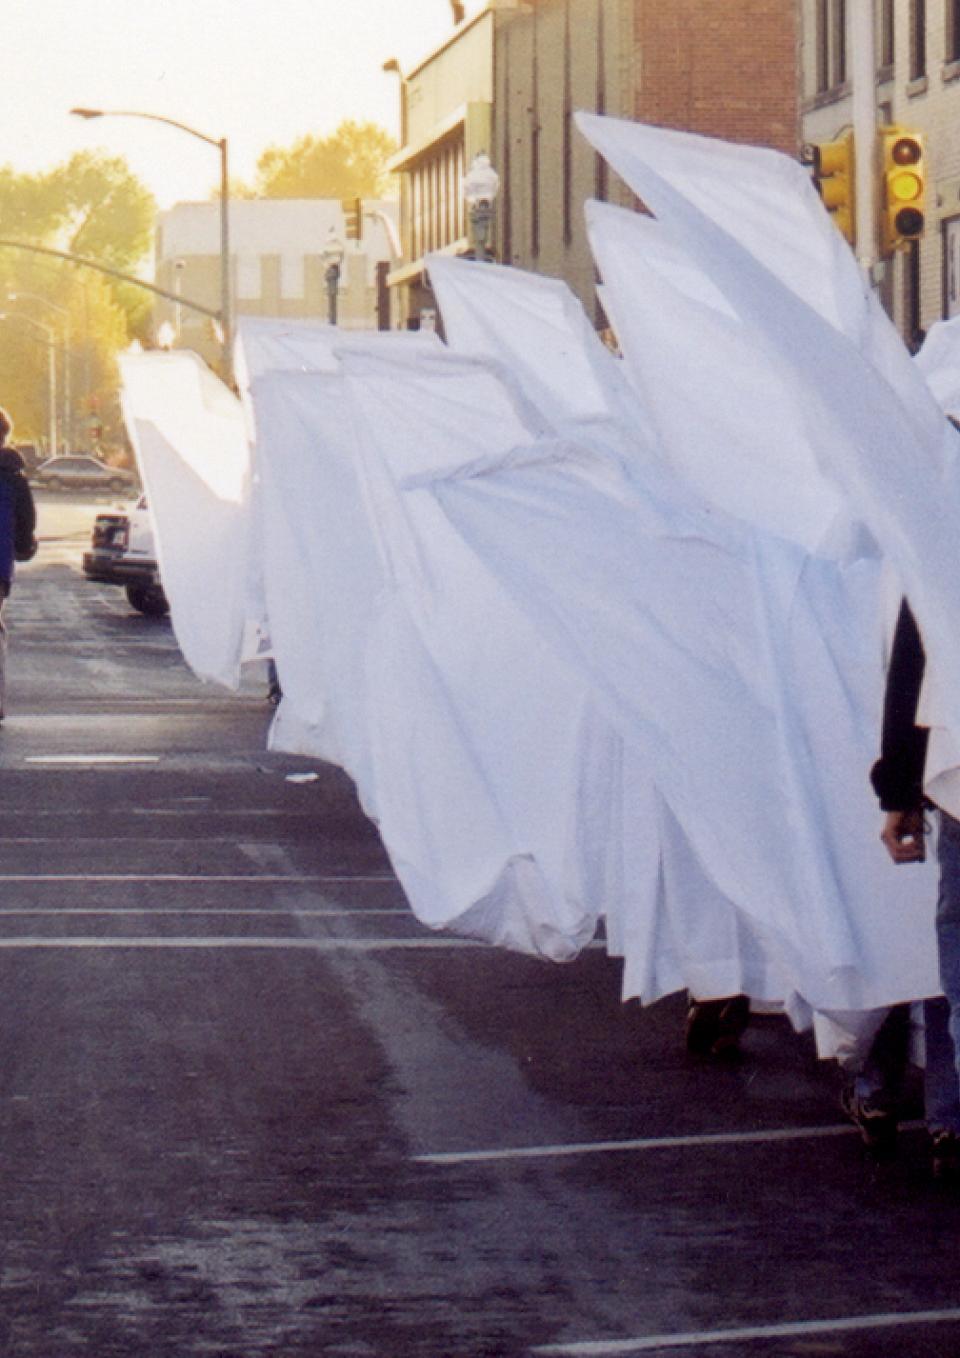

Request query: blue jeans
[{"left": 930, "top": 811, "right": 960, "bottom": 1134}]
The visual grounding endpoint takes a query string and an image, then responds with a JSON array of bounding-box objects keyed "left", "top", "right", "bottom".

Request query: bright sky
[{"left": 6, "top": 0, "right": 485, "bottom": 208}]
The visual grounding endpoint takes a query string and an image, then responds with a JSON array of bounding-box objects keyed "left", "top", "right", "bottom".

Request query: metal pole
[
  {"left": 325, "top": 263, "right": 340, "bottom": 325},
  {"left": 850, "top": 0, "right": 879, "bottom": 282},
  {"left": 63, "top": 319, "right": 72, "bottom": 448},
  {"left": 48, "top": 340, "right": 57, "bottom": 456},
  {"left": 219, "top": 138, "right": 232, "bottom": 385}
]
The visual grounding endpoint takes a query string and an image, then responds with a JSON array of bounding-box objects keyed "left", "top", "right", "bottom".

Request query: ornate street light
[
  {"left": 70, "top": 107, "right": 232, "bottom": 385},
  {"left": 462, "top": 152, "right": 500, "bottom": 262},
  {"left": 322, "top": 229, "right": 346, "bottom": 326}
]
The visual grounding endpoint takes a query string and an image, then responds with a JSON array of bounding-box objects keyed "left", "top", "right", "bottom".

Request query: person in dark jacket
[
  {"left": 870, "top": 599, "right": 960, "bottom": 1178},
  {"left": 0, "top": 407, "right": 38, "bottom": 721}
]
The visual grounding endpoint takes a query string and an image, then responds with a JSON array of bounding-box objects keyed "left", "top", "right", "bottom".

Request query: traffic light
[
  {"left": 808, "top": 131, "right": 856, "bottom": 246},
  {"left": 342, "top": 197, "right": 362, "bottom": 241},
  {"left": 880, "top": 127, "right": 925, "bottom": 256}
]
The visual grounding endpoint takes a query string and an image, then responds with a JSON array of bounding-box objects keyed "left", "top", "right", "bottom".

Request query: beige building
[
  {"left": 155, "top": 198, "right": 399, "bottom": 367},
  {"left": 492, "top": 0, "right": 636, "bottom": 326},
  {"left": 387, "top": 0, "right": 800, "bottom": 331},
  {"left": 385, "top": 5, "right": 497, "bottom": 328},
  {"left": 800, "top": 0, "right": 960, "bottom": 339},
  {"left": 386, "top": 0, "right": 634, "bottom": 329}
]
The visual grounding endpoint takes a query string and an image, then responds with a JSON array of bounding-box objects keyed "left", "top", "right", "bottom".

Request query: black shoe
[
  {"left": 686, "top": 995, "right": 750, "bottom": 1058},
  {"left": 931, "top": 1130, "right": 960, "bottom": 1181},
  {"left": 840, "top": 1085, "right": 898, "bottom": 1155}
]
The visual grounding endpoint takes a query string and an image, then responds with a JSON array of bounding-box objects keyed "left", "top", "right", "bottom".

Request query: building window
[
  {"left": 280, "top": 254, "right": 304, "bottom": 300},
  {"left": 910, "top": 0, "right": 927, "bottom": 80},
  {"left": 236, "top": 255, "right": 261, "bottom": 300},
  {"left": 833, "top": 0, "right": 847, "bottom": 85},
  {"left": 878, "top": 0, "right": 894, "bottom": 68},
  {"left": 595, "top": 0, "right": 608, "bottom": 200},
  {"left": 530, "top": 5, "right": 540, "bottom": 258},
  {"left": 816, "top": 0, "right": 830, "bottom": 92},
  {"left": 904, "top": 240, "right": 921, "bottom": 342},
  {"left": 944, "top": 217, "right": 960, "bottom": 318},
  {"left": 562, "top": 0, "right": 572, "bottom": 246},
  {"left": 947, "top": 0, "right": 960, "bottom": 62}
]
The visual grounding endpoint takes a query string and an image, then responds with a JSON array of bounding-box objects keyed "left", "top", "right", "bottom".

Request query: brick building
[
  {"left": 800, "top": 0, "right": 960, "bottom": 340},
  {"left": 633, "top": 0, "right": 799, "bottom": 155},
  {"left": 387, "top": 0, "right": 802, "bottom": 329}
]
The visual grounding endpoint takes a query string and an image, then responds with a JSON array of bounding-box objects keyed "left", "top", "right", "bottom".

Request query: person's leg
[
  {"left": 685, "top": 994, "right": 750, "bottom": 1057},
  {"left": 937, "top": 811, "right": 960, "bottom": 1064},
  {"left": 923, "top": 997, "right": 960, "bottom": 1131},
  {"left": 931, "top": 812, "right": 960, "bottom": 1175},
  {"left": 923, "top": 996, "right": 960, "bottom": 1176},
  {"left": 0, "top": 587, "right": 7, "bottom": 721},
  {"left": 833, "top": 1005, "right": 909, "bottom": 1153},
  {"left": 855, "top": 1003, "right": 911, "bottom": 1107}
]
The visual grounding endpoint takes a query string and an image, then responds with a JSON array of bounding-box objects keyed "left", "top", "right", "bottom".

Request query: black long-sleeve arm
[
  {"left": 12, "top": 473, "right": 35, "bottom": 558},
  {"left": 870, "top": 600, "right": 929, "bottom": 812}
]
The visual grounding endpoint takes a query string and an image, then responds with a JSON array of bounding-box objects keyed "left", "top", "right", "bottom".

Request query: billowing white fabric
[
  {"left": 235, "top": 316, "right": 442, "bottom": 395},
  {"left": 425, "top": 240, "right": 939, "bottom": 1016},
  {"left": 248, "top": 360, "right": 602, "bottom": 959},
  {"left": 119, "top": 351, "right": 256, "bottom": 688},
  {"left": 120, "top": 115, "right": 957, "bottom": 1026},
  {"left": 917, "top": 317, "right": 960, "bottom": 417},
  {"left": 341, "top": 341, "right": 941, "bottom": 1013},
  {"left": 576, "top": 111, "right": 960, "bottom": 845}
]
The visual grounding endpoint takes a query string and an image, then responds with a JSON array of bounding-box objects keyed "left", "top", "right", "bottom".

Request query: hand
[{"left": 880, "top": 808, "right": 927, "bottom": 864}]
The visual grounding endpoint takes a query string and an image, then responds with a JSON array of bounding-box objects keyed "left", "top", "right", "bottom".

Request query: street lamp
[
  {"left": 322, "top": 229, "right": 345, "bottom": 326},
  {"left": 70, "top": 106, "right": 232, "bottom": 385},
  {"left": 462, "top": 152, "right": 500, "bottom": 262},
  {"left": 7, "top": 291, "right": 72, "bottom": 446},
  {"left": 0, "top": 313, "right": 58, "bottom": 455},
  {"left": 174, "top": 258, "right": 185, "bottom": 340}
]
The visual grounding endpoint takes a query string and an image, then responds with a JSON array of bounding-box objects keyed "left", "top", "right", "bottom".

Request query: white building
[{"left": 154, "top": 198, "right": 399, "bottom": 367}]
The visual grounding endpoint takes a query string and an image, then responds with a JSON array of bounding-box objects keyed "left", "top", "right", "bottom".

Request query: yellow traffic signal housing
[
  {"left": 880, "top": 127, "right": 925, "bottom": 256},
  {"left": 809, "top": 131, "right": 855, "bottom": 246},
  {"left": 342, "top": 197, "right": 363, "bottom": 241}
]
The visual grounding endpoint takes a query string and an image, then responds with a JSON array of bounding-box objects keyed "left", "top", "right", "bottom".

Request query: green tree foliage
[
  {"left": 0, "top": 152, "right": 155, "bottom": 338},
  {"left": 254, "top": 120, "right": 397, "bottom": 200},
  {"left": 0, "top": 152, "right": 152, "bottom": 453}
]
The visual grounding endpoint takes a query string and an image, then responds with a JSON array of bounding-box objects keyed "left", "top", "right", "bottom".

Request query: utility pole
[{"left": 850, "top": 0, "right": 879, "bottom": 283}]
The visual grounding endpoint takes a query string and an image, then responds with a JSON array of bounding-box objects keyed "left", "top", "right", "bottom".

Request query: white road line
[
  {"left": 0, "top": 809, "right": 316, "bottom": 819},
  {"left": 0, "top": 907, "right": 410, "bottom": 917},
  {"left": 0, "top": 837, "right": 278, "bottom": 845},
  {"left": 530, "top": 1307, "right": 960, "bottom": 1355},
  {"left": 24, "top": 755, "right": 162, "bottom": 765},
  {"left": 413, "top": 1120, "right": 925, "bottom": 1166},
  {"left": 0, "top": 936, "right": 481, "bottom": 950},
  {"left": 0, "top": 873, "right": 395, "bottom": 883}
]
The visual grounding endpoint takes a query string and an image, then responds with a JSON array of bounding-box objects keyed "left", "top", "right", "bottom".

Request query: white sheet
[{"left": 119, "top": 351, "right": 256, "bottom": 688}]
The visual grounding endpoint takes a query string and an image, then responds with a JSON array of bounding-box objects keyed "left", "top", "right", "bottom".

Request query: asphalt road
[{"left": 0, "top": 493, "right": 959, "bottom": 1357}]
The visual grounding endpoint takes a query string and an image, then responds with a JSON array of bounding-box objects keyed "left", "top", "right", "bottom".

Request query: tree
[
  {"left": 0, "top": 152, "right": 156, "bottom": 338},
  {"left": 0, "top": 153, "right": 154, "bottom": 452},
  {"left": 254, "top": 120, "right": 397, "bottom": 200}
]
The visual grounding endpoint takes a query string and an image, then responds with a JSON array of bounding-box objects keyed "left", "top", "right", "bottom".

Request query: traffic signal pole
[{"left": 850, "top": 0, "right": 879, "bottom": 282}]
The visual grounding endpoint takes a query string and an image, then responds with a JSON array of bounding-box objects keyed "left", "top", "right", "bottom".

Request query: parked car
[
  {"left": 12, "top": 443, "right": 44, "bottom": 475},
  {"left": 33, "top": 454, "right": 137, "bottom": 493},
  {"left": 82, "top": 494, "right": 169, "bottom": 617}
]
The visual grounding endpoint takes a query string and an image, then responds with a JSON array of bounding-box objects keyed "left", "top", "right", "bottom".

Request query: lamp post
[
  {"left": 7, "top": 291, "right": 72, "bottom": 446},
  {"left": 462, "top": 152, "right": 500, "bottom": 262},
  {"left": 174, "top": 258, "right": 185, "bottom": 339},
  {"left": 322, "top": 229, "right": 345, "bottom": 326},
  {"left": 0, "top": 313, "right": 58, "bottom": 455},
  {"left": 70, "top": 107, "right": 232, "bottom": 384}
]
